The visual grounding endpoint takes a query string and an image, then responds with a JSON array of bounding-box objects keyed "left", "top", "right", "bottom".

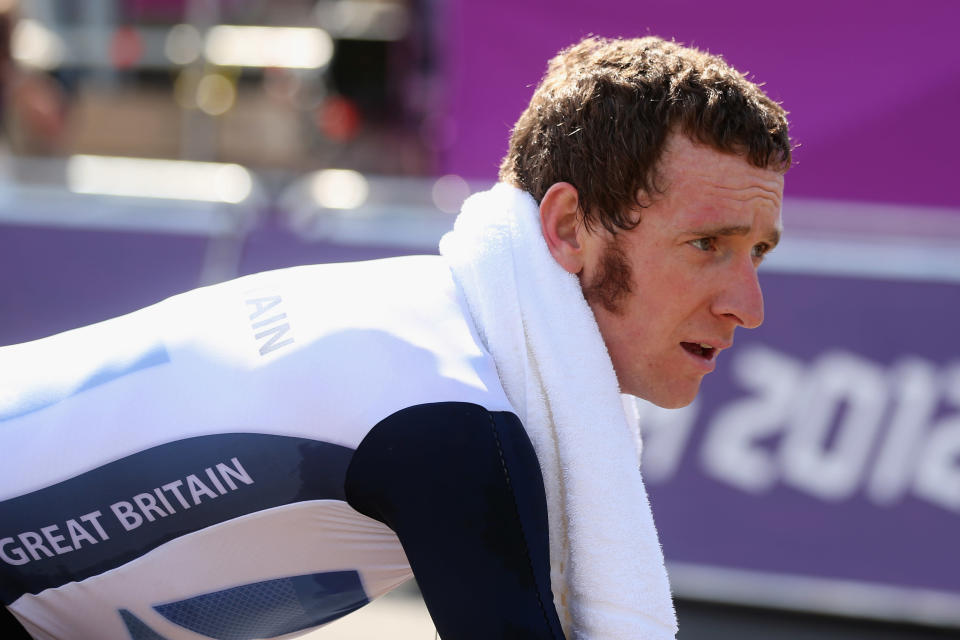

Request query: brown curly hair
[{"left": 499, "top": 36, "right": 792, "bottom": 233}]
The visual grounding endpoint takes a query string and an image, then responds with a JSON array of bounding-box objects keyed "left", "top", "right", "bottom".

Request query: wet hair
[{"left": 499, "top": 36, "right": 791, "bottom": 233}]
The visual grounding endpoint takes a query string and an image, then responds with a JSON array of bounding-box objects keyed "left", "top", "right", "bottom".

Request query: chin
[
  {"left": 628, "top": 380, "right": 701, "bottom": 409},
  {"left": 650, "top": 395, "right": 697, "bottom": 410}
]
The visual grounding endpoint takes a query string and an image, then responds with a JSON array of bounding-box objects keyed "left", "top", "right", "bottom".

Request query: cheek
[
  {"left": 629, "top": 264, "right": 689, "bottom": 316},
  {"left": 626, "top": 274, "right": 710, "bottom": 345},
  {"left": 598, "top": 297, "right": 664, "bottom": 366},
  {"left": 634, "top": 252, "right": 714, "bottom": 305},
  {"left": 593, "top": 301, "right": 649, "bottom": 365}
]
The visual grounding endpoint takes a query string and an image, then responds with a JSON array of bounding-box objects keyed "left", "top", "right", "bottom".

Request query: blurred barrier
[
  {"left": 277, "top": 170, "right": 474, "bottom": 249},
  {"left": 0, "top": 160, "right": 473, "bottom": 345},
  {"left": 0, "top": 155, "right": 264, "bottom": 344}
]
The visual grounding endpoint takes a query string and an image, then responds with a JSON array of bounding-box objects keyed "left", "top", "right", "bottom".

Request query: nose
[{"left": 712, "top": 259, "right": 765, "bottom": 329}]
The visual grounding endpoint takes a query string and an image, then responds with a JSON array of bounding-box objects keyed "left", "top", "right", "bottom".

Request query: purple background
[
  {"left": 0, "top": 225, "right": 208, "bottom": 344},
  {"left": 441, "top": 0, "right": 960, "bottom": 209}
]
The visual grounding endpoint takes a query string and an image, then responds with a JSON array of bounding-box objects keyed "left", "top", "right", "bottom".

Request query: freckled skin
[{"left": 581, "top": 134, "right": 785, "bottom": 408}]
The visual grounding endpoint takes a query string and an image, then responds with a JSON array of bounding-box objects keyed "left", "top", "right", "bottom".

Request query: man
[{"left": 0, "top": 36, "right": 789, "bottom": 639}]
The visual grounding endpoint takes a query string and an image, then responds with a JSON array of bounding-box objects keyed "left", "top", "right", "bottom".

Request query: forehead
[{"left": 654, "top": 134, "right": 784, "bottom": 229}]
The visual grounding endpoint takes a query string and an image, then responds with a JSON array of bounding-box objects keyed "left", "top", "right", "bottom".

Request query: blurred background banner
[
  {"left": 443, "top": 0, "right": 960, "bottom": 209},
  {"left": 1, "top": 0, "right": 958, "bottom": 637}
]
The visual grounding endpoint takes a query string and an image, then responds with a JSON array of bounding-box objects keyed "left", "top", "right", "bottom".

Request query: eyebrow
[{"left": 692, "top": 224, "right": 782, "bottom": 248}]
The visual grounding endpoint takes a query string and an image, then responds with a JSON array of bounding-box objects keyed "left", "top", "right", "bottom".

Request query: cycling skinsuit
[{"left": 0, "top": 256, "right": 565, "bottom": 640}]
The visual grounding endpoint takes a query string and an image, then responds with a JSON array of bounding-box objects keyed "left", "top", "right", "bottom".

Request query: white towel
[{"left": 439, "top": 183, "right": 677, "bottom": 639}]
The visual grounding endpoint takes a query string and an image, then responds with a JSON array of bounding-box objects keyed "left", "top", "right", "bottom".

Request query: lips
[{"left": 680, "top": 341, "right": 716, "bottom": 360}]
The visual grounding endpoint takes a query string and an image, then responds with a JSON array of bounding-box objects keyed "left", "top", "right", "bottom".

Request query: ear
[{"left": 539, "top": 182, "right": 588, "bottom": 274}]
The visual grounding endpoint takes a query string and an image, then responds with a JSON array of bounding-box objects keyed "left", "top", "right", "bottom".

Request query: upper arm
[{"left": 344, "top": 402, "right": 565, "bottom": 640}]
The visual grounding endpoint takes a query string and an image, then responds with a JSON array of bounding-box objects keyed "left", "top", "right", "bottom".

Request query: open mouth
[{"left": 681, "top": 341, "right": 715, "bottom": 360}]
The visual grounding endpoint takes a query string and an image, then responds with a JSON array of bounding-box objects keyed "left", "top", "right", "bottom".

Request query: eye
[
  {"left": 689, "top": 237, "right": 716, "bottom": 252},
  {"left": 751, "top": 242, "right": 772, "bottom": 260}
]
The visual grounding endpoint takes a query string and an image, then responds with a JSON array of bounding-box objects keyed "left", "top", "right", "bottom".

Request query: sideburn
[{"left": 582, "top": 236, "right": 633, "bottom": 315}]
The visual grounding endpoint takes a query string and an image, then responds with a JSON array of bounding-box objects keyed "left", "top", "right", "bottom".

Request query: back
[{"left": 0, "top": 255, "right": 513, "bottom": 639}]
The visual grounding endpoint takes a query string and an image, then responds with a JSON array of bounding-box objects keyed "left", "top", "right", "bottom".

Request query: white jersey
[{"left": 0, "top": 256, "right": 513, "bottom": 640}]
